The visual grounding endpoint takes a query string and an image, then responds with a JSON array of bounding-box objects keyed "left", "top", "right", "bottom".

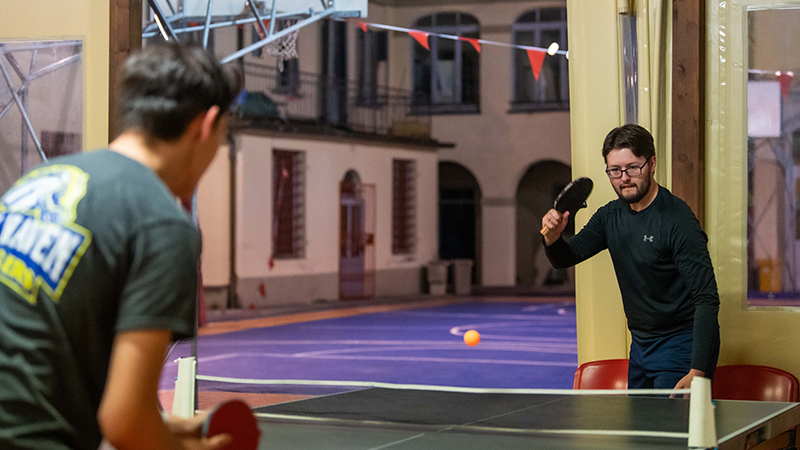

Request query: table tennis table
[{"left": 251, "top": 388, "right": 800, "bottom": 449}]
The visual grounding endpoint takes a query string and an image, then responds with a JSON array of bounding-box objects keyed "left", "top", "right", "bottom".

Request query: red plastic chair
[
  {"left": 573, "top": 359, "right": 629, "bottom": 390},
  {"left": 712, "top": 365, "right": 799, "bottom": 402}
]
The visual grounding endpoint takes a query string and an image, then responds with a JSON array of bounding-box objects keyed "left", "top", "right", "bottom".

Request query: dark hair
[
  {"left": 118, "top": 44, "right": 242, "bottom": 141},
  {"left": 601, "top": 124, "right": 655, "bottom": 161}
]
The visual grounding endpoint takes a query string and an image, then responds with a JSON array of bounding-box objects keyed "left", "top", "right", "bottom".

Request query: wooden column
[
  {"left": 672, "top": 0, "right": 705, "bottom": 226},
  {"left": 109, "top": 0, "right": 142, "bottom": 141}
]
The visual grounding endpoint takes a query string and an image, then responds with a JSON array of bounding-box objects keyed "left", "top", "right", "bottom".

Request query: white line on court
[
  {"left": 182, "top": 338, "right": 578, "bottom": 347},
  {"left": 392, "top": 311, "right": 575, "bottom": 320},
  {"left": 292, "top": 344, "right": 577, "bottom": 358}
]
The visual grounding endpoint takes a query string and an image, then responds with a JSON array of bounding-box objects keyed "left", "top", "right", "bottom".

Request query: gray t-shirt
[{"left": 0, "top": 150, "right": 199, "bottom": 450}]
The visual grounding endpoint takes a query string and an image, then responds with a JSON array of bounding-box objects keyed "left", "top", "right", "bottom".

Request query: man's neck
[
  {"left": 109, "top": 132, "right": 192, "bottom": 200},
  {"left": 629, "top": 182, "right": 659, "bottom": 212}
]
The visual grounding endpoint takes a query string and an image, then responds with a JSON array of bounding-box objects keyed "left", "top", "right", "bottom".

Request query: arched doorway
[
  {"left": 439, "top": 162, "right": 482, "bottom": 284},
  {"left": 516, "top": 161, "right": 572, "bottom": 288},
  {"left": 340, "top": 170, "right": 375, "bottom": 300}
]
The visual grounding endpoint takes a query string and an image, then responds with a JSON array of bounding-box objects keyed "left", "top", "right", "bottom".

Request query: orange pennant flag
[
  {"left": 358, "top": 22, "right": 368, "bottom": 32},
  {"left": 526, "top": 48, "right": 546, "bottom": 81},
  {"left": 409, "top": 31, "right": 430, "bottom": 50},
  {"left": 461, "top": 37, "right": 481, "bottom": 53}
]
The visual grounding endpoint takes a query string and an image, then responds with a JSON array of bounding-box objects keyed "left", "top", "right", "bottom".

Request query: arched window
[
  {"left": 511, "top": 8, "right": 569, "bottom": 111},
  {"left": 412, "top": 12, "right": 480, "bottom": 114}
]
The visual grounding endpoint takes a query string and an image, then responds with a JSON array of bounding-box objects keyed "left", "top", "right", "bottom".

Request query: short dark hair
[
  {"left": 118, "top": 44, "right": 242, "bottom": 141},
  {"left": 601, "top": 124, "right": 655, "bottom": 161}
]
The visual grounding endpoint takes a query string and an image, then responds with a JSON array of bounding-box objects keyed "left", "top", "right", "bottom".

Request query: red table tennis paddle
[
  {"left": 203, "top": 400, "right": 261, "bottom": 450},
  {"left": 540, "top": 177, "right": 594, "bottom": 237}
]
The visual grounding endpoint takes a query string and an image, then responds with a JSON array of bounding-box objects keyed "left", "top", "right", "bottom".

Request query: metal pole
[
  {"left": 268, "top": 0, "right": 278, "bottom": 36},
  {"left": 20, "top": 50, "right": 36, "bottom": 174},
  {"left": 227, "top": 131, "right": 239, "bottom": 309},
  {"left": 0, "top": 59, "right": 47, "bottom": 162},
  {"left": 142, "top": 13, "right": 299, "bottom": 38},
  {"left": 0, "top": 52, "right": 81, "bottom": 122},
  {"left": 246, "top": 0, "right": 270, "bottom": 39},
  {"left": 147, "top": 0, "right": 179, "bottom": 41},
  {"left": 202, "top": 0, "right": 214, "bottom": 49}
]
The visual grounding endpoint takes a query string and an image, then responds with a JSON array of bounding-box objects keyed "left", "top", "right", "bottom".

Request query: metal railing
[{"left": 237, "top": 61, "right": 432, "bottom": 140}]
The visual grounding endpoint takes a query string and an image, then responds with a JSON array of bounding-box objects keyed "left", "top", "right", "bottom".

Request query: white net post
[{"left": 172, "top": 357, "right": 197, "bottom": 418}]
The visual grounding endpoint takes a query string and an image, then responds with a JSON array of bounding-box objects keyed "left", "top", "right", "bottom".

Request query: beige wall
[
  {"left": 198, "top": 145, "right": 232, "bottom": 286},
  {"left": 0, "top": 0, "right": 109, "bottom": 152},
  {"left": 230, "top": 133, "right": 438, "bottom": 282}
]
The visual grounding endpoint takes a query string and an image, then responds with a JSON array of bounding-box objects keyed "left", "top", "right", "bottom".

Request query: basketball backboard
[
  {"left": 169, "top": 0, "right": 367, "bottom": 19},
  {"left": 144, "top": 0, "right": 367, "bottom": 63}
]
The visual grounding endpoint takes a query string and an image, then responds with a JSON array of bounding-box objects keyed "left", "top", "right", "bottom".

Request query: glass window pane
[
  {"left": 538, "top": 29, "right": 562, "bottom": 102},
  {"left": 436, "top": 13, "right": 457, "bottom": 27},
  {"left": 462, "top": 35, "right": 479, "bottom": 104},
  {"left": 513, "top": 31, "right": 536, "bottom": 103},
  {"left": 540, "top": 8, "right": 563, "bottom": 22},
  {"left": 517, "top": 11, "right": 538, "bottom": 23},
  {"left": 0, "top": 40, "right": 83, "bottom": 192},
  {"left": 415, "top": 15, "right": 432, "bottom": 27},
  {"left": 461, "top": 14, "right": 479, "bottom": 27},
  {"left": 435, "top": 37, "right": 457, "bottom": 103},
  {"left": 412, "top": 41, "right": 431, "bottom": 104},
  {"left": 746, "top": 8, "right": 800, "bottom": 307}
]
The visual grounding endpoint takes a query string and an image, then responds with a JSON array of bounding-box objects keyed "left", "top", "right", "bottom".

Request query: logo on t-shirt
[
  {"left": 644, "top": 235, "right": 654, "bottom": 242},
  {"left": 0, "top": 165, "right": 92, "bottom": 304}
]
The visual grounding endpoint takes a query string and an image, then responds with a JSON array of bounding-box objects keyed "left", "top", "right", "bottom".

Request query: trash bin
[
  {"left": 452, "top": 259, "right": 474, "bottom": 295},
  {"left": 426, "top": 261, "right": 449, "bottom": 295}
]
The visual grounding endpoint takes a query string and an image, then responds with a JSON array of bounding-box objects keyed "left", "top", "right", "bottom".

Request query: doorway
[{"left": 339, "top": 171, "right": 375, "bottom": 299}]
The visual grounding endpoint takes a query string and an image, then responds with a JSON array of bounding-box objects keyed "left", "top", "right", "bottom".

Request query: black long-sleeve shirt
[{"left": 544, "top": 185, "right": 719, "bottom": 373}]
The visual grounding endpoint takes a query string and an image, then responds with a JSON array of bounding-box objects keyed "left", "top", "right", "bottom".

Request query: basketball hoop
[{"left": 263, "top": 19, "right": 299, "bottom": 72}]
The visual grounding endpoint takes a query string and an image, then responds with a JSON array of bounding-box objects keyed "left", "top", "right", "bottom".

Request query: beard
[{"left": 615, "top": 176, "right": 651, "bottom": 205}]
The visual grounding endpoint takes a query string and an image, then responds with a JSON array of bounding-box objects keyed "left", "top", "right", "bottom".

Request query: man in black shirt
[
  {"left": 541, "top": 124, "right": 720, "bottom": 392},
  {"left": 0, "top": 45, "right": 240, "bottom": 449}
]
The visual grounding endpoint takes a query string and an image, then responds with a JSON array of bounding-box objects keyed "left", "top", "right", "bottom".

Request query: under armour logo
[{"left": 644, "top": 235, "right": 654, "bottom": 242}]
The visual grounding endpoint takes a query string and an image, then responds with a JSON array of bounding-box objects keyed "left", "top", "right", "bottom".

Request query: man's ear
[
  {"left": 198, "top": 105, "right": 221, "bottom": 143},
  {"left": 649, "top": 155, "right": 657, "bottom": 173}
]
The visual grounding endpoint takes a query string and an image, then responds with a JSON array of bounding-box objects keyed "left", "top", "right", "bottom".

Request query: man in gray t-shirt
[{"left": 0, "top": 44, "right": 241, "bottom": 450}]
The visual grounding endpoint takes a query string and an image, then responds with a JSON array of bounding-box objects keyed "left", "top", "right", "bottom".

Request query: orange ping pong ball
[{"left": 464, "top": 330, "right": 480, "bottom": 346}]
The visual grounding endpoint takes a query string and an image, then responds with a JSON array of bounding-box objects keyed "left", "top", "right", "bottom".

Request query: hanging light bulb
[{"left": 547, "top": 42, "right": 559, "bottom": 55}]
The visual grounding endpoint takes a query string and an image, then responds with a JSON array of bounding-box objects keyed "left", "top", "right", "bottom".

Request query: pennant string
[{"left": 343, "top": 19, "right": 566, "bottom": 56}]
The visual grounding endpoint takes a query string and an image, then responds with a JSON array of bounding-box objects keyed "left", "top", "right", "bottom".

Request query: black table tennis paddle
[
  {"left": 540, "top": 177, "right": 593, "bottom": 236},
  {"left": 203, "top": 400, "right": 261, "bottom": 450}
]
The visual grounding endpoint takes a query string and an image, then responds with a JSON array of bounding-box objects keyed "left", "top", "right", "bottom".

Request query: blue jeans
[{"left": 628, "top": 327, "right": 720, "bottom": 389}]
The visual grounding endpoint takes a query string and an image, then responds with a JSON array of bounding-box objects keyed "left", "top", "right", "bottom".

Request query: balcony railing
[{"left": 236, "top": 61, "right": 432, "bottom": 141}]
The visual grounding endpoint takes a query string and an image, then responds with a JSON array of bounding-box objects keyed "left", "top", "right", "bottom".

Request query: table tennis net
[{"left": 160, "top": 371, "right": 707, "bottom": 442}]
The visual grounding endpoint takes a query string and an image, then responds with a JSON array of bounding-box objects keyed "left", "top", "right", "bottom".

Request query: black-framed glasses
[{"left": 605, "top": 158, "right": 650, "bottom": 179}]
